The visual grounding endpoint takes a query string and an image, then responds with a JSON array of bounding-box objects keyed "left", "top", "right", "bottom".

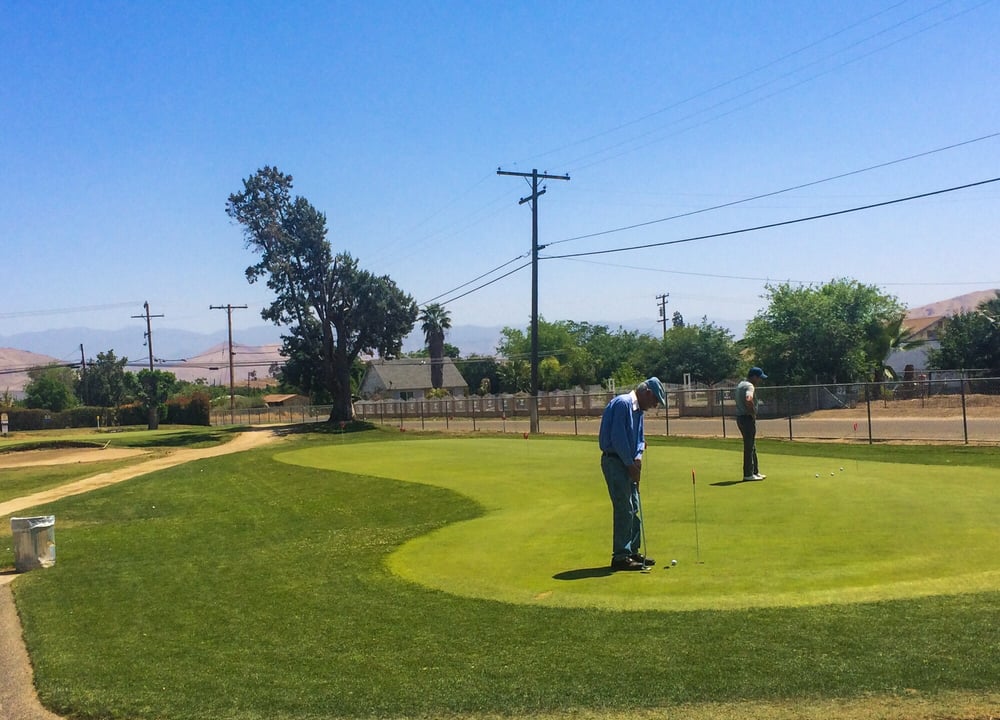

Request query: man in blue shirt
[{"left": 598, "top": 377, "right": 667, "bottom": 571}]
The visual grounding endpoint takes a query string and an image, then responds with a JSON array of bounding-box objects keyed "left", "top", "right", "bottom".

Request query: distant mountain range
[
  {"left": 0, "top": 324, "right": 508, "bottom": 397},
  {"left": 4, "top": 291, "right": 996, "bottom": 397}
]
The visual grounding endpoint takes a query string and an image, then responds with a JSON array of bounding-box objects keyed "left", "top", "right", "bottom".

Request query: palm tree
[
  {"left": 420, "top": 303, "right": 452, "bottom": 389},
  {"left": 865, "top": 315, "right": 926, "bottom": 383}
]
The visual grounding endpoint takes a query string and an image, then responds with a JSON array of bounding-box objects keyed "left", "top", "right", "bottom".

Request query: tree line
[{"left": 6, "top": 165, "right": 997, "bottom": 425}]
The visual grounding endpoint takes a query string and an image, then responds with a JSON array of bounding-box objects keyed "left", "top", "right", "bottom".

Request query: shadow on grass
[
  {"left": 553, "top": 567, "right": 615, "bottom": 580},
  {"left": 711, "top": 477, "right": 764, "bottom": 487}
]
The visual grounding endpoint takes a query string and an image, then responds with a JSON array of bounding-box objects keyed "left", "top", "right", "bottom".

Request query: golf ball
[
  {"left": 671, "top": 559, "right": 678, "bottom": 566},
  {"left": 815, "top": 473, "right": 819, "bottom": 478},
  {"left": 840, "top": 467, "right": 845, "bottom": 471},
  {"left": 831, "top": 472, "right": 835, "bottom": 476}
]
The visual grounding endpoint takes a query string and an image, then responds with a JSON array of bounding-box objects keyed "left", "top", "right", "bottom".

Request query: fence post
[
  {"left": 471, "top": 398, "right": 477, "bottom": 432},
  {"left": 787, "top": 387, "right": 793, "bottom": 441},
  {"left": 865, "top": 383, "right": 873, "bottom": 445},
  {"left": 960, "top": 369, "right": 969, "bottom": 445},
  {"left": 720, "top": 389, "right": 727, "bottom": 439},
  {"left": 665, "top": 391, "right": 670, "bottom": 436},
  {"left": 573, "top": 394, "right": 578, "bottom": 435}
]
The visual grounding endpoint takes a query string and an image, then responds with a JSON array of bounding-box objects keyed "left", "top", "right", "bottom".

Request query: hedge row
[{"left": 1, "top": 392, "right": 211, "bottom": 431}]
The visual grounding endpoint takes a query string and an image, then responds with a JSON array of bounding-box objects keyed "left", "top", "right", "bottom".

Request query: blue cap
[
  {"left": 748, "top": 367, "right": 767, "bottom": 379},
  {"left": 644, "top": 377, "right": 667, "bottom": 406}
]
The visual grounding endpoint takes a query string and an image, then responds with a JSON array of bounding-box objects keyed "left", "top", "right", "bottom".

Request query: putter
[{"left": 636, "top": 484, "right": 649, "bottom": 572}]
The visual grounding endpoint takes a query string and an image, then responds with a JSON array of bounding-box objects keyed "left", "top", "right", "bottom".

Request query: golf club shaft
[{"left": 636, "top": 484, "right": 648, "bottom": 569}]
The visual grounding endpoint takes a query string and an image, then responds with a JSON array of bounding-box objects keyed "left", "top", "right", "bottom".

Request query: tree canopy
[
  {"left": 24, "top": 366, "right": 78, "bottom": 412},
  {"left": 743, "top": 279, "right": 906, "bottom": 384},
  {"left": 927, "top": 292, "right": 1000, "bottom": 373},
  {"left": 640, "top": 318, "right": 739, "bottom": 384},
  {"left": 227, "top": 166, "right": 418, "bottom": 421}
]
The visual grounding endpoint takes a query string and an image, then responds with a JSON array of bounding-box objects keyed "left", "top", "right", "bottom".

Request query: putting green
[{"left": 276, "top": 437, "right": 1000, "bottom": 611}]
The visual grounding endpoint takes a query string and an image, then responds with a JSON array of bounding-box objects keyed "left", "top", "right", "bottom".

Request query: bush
[{"left": 166, "top": 392, "right": 211, "bottom": 426}]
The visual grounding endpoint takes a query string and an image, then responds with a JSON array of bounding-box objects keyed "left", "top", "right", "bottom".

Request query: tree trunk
[{"left": 324, "top": 323, "right": 354, "bottom": 423}]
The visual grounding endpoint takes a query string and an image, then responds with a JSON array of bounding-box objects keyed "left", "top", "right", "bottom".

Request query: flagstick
[{"left": 692, "top": 469, "right": 701, "bottom": 564}]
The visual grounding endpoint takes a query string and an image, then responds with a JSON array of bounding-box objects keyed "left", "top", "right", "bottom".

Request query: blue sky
[{"left": 3, "top": 0, "right": 998, "bottom": 348}]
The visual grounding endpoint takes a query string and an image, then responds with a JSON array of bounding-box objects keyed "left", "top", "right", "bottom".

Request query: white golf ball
[
  {"left": 840, "top": 467, "right": 845, "bottom": 471},
  {"left": 831, "top": 472, "right": 835, "bottom": 476},
  {"left": 815, "top": 473, "right": 819, "bottom": 478},
  {"left": 671, "top": 559, "right": 677, "bottom": 566}
]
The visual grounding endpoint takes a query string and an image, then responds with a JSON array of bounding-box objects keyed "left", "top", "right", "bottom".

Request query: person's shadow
[
  {"left": 552, "top": 567, "right": 615, "bottom": 580},
  {"left": 711, "top": 478, "right": 761, "bottom": 486}
]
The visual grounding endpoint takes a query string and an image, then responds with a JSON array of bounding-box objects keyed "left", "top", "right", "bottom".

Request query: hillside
[
  {"left": 905, "top": 289, "right": 999, "bottom": 319},
  {"left": 0, "top": 343, "right": 284, "bottom": 397},
  {"left": 0, "top": 348, "right": 63, "bottom": 399}
]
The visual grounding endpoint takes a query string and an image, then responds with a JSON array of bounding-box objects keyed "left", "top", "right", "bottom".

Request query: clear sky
[{"left": 3, "top": 0, "right": 998, "bottom": 346}]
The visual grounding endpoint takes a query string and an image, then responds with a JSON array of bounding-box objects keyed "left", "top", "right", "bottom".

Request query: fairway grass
[
  {"left": 7, "top": 431, "right": 999, "bottom": 719},
  {"left": 278, "top": 437, "right": 1000, "bottom": 611}
]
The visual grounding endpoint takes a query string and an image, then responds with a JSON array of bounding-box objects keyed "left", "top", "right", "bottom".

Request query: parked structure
[{"left": 358, "top": 358, "right": 469, "bottom": 400}]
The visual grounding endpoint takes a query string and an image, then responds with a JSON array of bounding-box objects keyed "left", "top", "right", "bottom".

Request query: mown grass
[
  {"left": 0, "top": 425, "right": 241, "bottom": 452},
  {"left": 0, "top": 460, "right": 146, "bottom": 505},
  {"left": 7, "top": 429, "right": 1000, "bottom": 719}
]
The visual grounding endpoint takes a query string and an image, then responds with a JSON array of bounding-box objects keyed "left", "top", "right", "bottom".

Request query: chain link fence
[{"left": 212, "top": 373, "right": 1000, "bottom": 445}]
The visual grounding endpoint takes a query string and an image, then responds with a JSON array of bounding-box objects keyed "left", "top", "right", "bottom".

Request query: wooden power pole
[
  {"left": 496, "top": 167, "right": 570, "bottom": 434},
  {"left": 131, "top": 301, "right": 164, "bottom": 430},
  {"left": 210, "top": 304, "right": 247, "bottom": 425}
]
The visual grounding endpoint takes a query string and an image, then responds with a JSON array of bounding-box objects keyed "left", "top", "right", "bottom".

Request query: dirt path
[{"left": 0, "top": 429, "right": 281, "bottom": 720}]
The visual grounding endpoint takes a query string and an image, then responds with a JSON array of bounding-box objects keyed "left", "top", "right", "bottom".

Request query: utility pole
[
  {"left": 497, "top": 167, "right": 570, "bottom": 434},
  {"left": 78, "top": 344, "right": 87, "bottom": 405},
  {"left": 210, "top": 304, "right": 248, "bottom": 425},
  {"left": 131, "top": 301, "right": 164, "bottom": 430},
  {"left": 657, "top": 293, "right": 670, "bottom": 339}
]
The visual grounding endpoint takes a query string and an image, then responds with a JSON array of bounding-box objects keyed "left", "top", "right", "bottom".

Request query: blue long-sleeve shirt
[{"left": 598, "top": 391, "right": 645, "bottom": 466}]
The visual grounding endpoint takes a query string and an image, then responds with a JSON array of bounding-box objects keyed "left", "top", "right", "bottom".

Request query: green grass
[
  {"left": 0, "top": 426, "right": 249, "bottom": 505},
  {"left": 8, "top": 430, "right": 1000, "bottom": 719},
  {"left": 0, "top": 460, "right": 146, "bottom": 504},
  {"left": 0, "top": 425, "right": 242, "bottom": 452}
]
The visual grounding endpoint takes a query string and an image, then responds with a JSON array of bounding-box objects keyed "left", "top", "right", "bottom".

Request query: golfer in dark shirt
[
  {"left": 598, "top": 377, "right": 666, "bottom": 571},
  {"left": 735, "top": 367, "right": 767, "bottom": 481}
]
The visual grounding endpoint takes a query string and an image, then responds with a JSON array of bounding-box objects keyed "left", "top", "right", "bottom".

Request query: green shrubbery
[{"left": 1, "top": 391, "right": 210, "bottom": 430}]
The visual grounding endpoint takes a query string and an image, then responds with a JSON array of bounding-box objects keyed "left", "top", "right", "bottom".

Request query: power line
[
  {"left": 0, "top": 301, "right": 143, "bottom": 320},
  {"left": 548, "top": 131, "right": 1000, "bottom": 247},
  {"left": 519, "top": 1, "right": 914, "bottom": 168},
  {"left": 543, "top": 176, "right": 1000, "bottom": 261},
  {"left": 560, "top": 256, "right": 1000, "bottom": 289},
  {"left": 560, "top": 0, "right": 992, "bottom": 173},
  {"left": 420, "top": 253, "right": 531, "bottom": 306},
  {"left": 435, "top": 261, "right": 532, "bottom": 307}
]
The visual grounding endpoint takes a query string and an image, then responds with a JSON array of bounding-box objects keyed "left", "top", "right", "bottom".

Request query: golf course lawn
[
  {"left": 277, "top": 436, "right": 1000, "bottom": 611},
  {"left": 8, "top": 430, "right": 998, "bottom": 719}
]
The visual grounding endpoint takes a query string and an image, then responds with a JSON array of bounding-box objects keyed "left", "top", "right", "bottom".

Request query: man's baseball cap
[
  {"left": 748, "top": 367, "right": 767, "bottom": 379},
  {"left": 645, "top": 377, "right": 667, "bottom": 406}
]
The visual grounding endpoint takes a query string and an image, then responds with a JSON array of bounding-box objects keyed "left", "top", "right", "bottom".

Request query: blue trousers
[{"left": 601, "top": 454, "right": 641, "bottom": 561}]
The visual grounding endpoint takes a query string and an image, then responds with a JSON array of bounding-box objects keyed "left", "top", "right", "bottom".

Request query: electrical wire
[
  {"left": 548, "top": 132, "right": 1000, "bottom": 247},
  {"left": 543, "top": 176, "right": 1000, "bottom": 261},
  {"left": 420, "top": 254, "right": 531, "bottom": 306}
]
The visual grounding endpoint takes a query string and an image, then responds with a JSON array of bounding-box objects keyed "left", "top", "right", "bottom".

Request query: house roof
[
  {"left": 901, "top": 315, "right": 946, "bottom": 337},
  {"left": 362, "top": 358, "right": 468, "bottom": 391},
  {"left": 263, "top": 394, "right": 307, "bottom": 403}
]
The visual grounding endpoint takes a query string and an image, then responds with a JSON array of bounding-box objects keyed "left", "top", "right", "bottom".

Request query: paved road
[{"left": 373, "top": 413, "right": 1000, "bottom": 444}]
